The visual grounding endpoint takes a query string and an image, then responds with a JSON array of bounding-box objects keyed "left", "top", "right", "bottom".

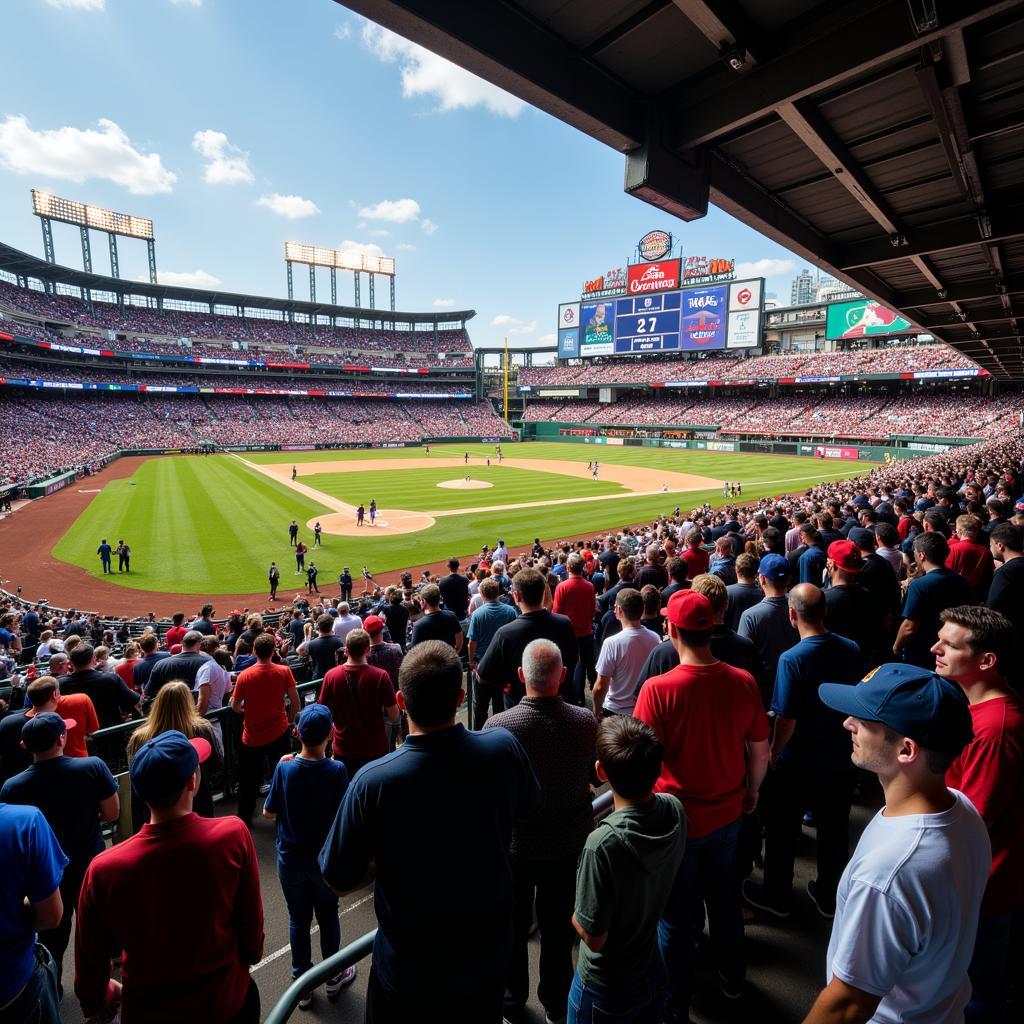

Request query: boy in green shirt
[{"left": 570, "top": 716, "right": 687, "bottom": 1023}]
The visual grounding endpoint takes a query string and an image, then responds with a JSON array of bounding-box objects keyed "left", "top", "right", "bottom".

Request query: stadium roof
[
  {"left": 337, "top": 1, "right": 1024, "bottom": 378},
  {"left": 0, "top": 242, "right": 475, "bottom": 326}
]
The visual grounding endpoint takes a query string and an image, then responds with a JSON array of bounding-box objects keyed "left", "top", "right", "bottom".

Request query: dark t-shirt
[
  {"left": 190, "top": 618, "right": 216, "bottom": 637},
  {"left": 824, "top": 583, "right": 886, "bottom": 667},
  {"left": 437, "top": 574, "right": 471, "bottom": 621},
  {"left": 1, "top": 755, "right": 117, "bottom": 863},
  {"left": 725, "top": 582, "right": 763, "bottom": 632},
  {"left": 636, "top": 563, "right": 669, "bottom": 590},
  {"left": 902, "top": 567, "right": 973, "bottom": 668},
  {"left": 0, "top": 710, "right": 31, "bottom": 782},
  {"left": 306, "top": 635, "right": 344, "bottom": 679},
  {"left": 411, "top": 609, "right": 462, "bottom": 649},
  {"left": 144, "top": 652, "right": 208, "bottom": 701},
  {"left": 62, "top": 668, "right": 140, "bottom": 728},
  {"left": 988, "top": 558, "right": 1024, "bottom": 631},
  {"left": 381, "top": 603, "right": 410, "bottom": 651}
]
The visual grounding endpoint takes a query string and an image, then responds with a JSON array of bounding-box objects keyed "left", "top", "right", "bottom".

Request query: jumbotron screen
[{"left": 575, "top": 278, "right": 763, "bottom": 357}]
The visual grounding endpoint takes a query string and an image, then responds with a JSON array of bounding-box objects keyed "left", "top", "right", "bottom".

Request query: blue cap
[
  {"left": 819, "top": 663, "right": 973, "bottom": 758},
  {"left": 852, "top": 494, "right": 870, "bottom": 506},
  {"left": 296, "top": 703, "right": 333, "bottom": 743},
  {"left": 21, "top": 712, "right": 76, "bottom": 754},
  {"left": 131, "top": 730, "right": 212, "bottom": 805},
  {"left": 758, "top": 553, "right": 789, "bottom": 581},
  {"left": 848, "top": 527, "right": 876, "bottom": 550}
]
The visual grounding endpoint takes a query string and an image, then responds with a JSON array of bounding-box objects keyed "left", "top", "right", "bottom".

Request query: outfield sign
[
  {"left": 638, "top": 230, "right": 673, "bottom": 261},
  {"left": 825, "top": 299, "right": 915, "bottom": 340}
]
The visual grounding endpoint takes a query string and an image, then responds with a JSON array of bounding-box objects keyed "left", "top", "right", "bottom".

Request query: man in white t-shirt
[
  {"left": 803, "top": 663, "right": 991, "bottom": 1024},
  {"left": 194, "top": 636, "right": 232, "bottom": 748},
  {"left": 331, "top": 603, "right": 363, "bottom": 645},
  {"left": 591, "top": 588, "right": 660, "bottom": 718}
]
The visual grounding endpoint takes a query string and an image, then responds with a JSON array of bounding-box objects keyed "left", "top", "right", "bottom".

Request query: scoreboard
[{"left": 614, "top": 292, "right": 682, "bottom": 353}]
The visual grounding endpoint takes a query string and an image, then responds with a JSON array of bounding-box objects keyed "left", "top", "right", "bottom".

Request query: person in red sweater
[
  {"left": 933, "top": 605, "right": 1024, "bottom": 1024},
  {"left": 551, "top": 553, "right": 597, "bottom": 705},
  {"left": 680, "top": 527, "right": 710, "bottom": 580},
  {"left": 75, "top": 731, "right": 265, "bottom": 1023},
  {"left": 163, "top": 613, "right": 187, "bottom": 650},
  {"left": 946, "top": 515, "right": 994, "bottom": 600}
]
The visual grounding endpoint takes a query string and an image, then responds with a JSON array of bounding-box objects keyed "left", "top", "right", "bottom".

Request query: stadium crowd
[{"left": 0, "top": 428, "right": 1022, "bottom": 1023}]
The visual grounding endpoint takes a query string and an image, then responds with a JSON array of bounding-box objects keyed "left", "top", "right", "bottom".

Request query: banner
[
  {"left": 558, "top": 302, "right": 580, "bottom": 329},
  {"left": 557, "top": 327, "right": 580, "bottom": 358},
  {"left": 728, "top": 279, "right": 762, "bottom": 311},
  {"left": 627, "top": 259, "right": 680, "bottom": 295},
  {"left": 580, "top": 301, "right": 615, "bottom": 356},
  {"left": 825, "top": 299, "right": 914, "bottom": 340},
  {"left": 814, "top": 445, "right": 860, "bottom": 460},
  {"left": 726, "top": 309, "right": 759, "bottom": 348},
  {"left": 679, "top": 285, "right": 727, "bottom": 350}
]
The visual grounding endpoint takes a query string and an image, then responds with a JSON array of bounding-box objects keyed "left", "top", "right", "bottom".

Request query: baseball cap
[
  {"left": 819, "top": 663, "right": 973, "bottom": 758},
  {"left": 852, "top": 494, "right": 870, "bottom": 506},
  {"left": 1015, "top": 498, "right": 1024, "bottom": 512},
  {"left": 758, "top": 553, "right": 789, "bottom": 581},
  {"left": 665, "top": 590, "right": 714, "bottom": 631},
  {"left": 131, "top": 730, "right": 212, "bottom": 805},
  {"left": 828, "top": 539, "right": 863, "bottom": 573},
  {"left": 296, "top": 703, "right": 333, "bottom": 744},
  {"left": 848, "top": 527, "right": 876, "bottom": 550},
  {"left": 362, "top": 615, "right": 385, "bottom": 635},
  {"left": 169, "top": 644, "right": 183, "bottom": 655},
  {"left": 21, "top": 713, "right": 77, "bottom": 753}
]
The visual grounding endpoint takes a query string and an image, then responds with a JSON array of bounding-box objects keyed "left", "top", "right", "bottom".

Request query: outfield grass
[{"left": 53, "top": 444, "right": 875, "bottom": 595}]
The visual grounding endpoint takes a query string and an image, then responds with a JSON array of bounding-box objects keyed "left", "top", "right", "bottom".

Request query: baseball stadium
[{"left": 2, "top": 3, "right": 1024, "bottom": 1024}]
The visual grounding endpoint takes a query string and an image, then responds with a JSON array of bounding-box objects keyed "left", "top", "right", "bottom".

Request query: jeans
[
  {"left": 0, "top": 946, "right": 60, "bottom": 1024},
  {"left": 659, "top": 818, "right": 744, "bottom": 1022},
  {"left": 966, "top": 913, "right": 1013, "bottom": 1024},
  {"left": 762, "top": 761, "right": 854, "bottom": 909},
  {"left": 38, "top": 858, "right": 90, "bottom": 976},
  {"left": 278, "top": 863, "right": 341, "bottom": 980},
  {"left": 567, "top": 634, "right": 596, "bottom": 706},
  {"left": 506, "top": 854, "right": 578, "bottom": 1019},
  {"left": 567, "top": 961, "right": 666, "bottom": 1024},
  {"left": 236, "top": 728, "right": 293, "bottom": 826},
  {"left": 365, "top": 964, "right": 503, "bottom": 1023}
]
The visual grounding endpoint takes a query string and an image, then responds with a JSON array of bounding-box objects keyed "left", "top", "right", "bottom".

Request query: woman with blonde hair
[{"left": 127, "top": 681, "right": 221, "bottom": 830}]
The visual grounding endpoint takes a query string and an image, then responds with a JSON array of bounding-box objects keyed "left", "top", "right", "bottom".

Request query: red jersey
[
  {"left": 946, "top": 695, "right": 1024, "bottom": 914},
  {"left": 116, "top": 658, "right": 139, "bottom": 692},
  {"left": 946, "top": 538, "right": 994, "bottom": 597},
  {"left": 75, "top": 813, "right": 264, "bottom": 1022},
  {"left": 26, "top": 693, "right": 99, "bottom": 758},
  {"left": 680, "top": 545, "right": 710, "bottom": 579},
  {"left": 634, "top": 661, "right": 769, "bottom": 838},
  {"left": 552, "top": 575, "right": 596, "bottom": 637},
  {"left": 233, "top": 661, "right": 295, "bottom": 746},
  {"left": 164, "top": 626, "right": 187, "bottom": 649},
  {"left": 319, "top": 663, "right": 396, "bottom": 760}
]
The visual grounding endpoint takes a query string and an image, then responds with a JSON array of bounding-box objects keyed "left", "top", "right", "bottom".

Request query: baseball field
[{"left": 27, "top": 442, "right": 874, "bottom": 605}]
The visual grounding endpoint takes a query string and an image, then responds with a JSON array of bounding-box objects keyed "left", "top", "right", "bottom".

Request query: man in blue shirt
[
  {"left": 798, "top": 529, "right": 829, "bottom": 585},
  {"left": 0, "top": 800, "right": 67, "bottom": 1022},
  {"left": 743, "top": 586, "right": 863, "bottom": 921},
  {"left": 467, "top": 578, "right": 519, "bottom": 727},
  {"left": 320, "top": 640, "right": 541, "bottom": 1022},
  {"left": 96, "top": 539, "right": 112, "bottom": 574}
]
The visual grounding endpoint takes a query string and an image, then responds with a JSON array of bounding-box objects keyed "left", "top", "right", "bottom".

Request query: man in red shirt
[
  {"left": 230, "top": 633, "right": 300, "bottom": 827},
  {"left": 163, "top": 613, "right": 187, "bottom": 650},
  {"left": 680, "top": 528, "right": 710, "bottom": 580},
  {"left": 75, "top": 731, "right": 264, "bottom": 1023},
  {"left": 634, "top": 590, "right": 770, "bottom": 1020},
  {"left": 932, "top": 605, "right": 1024, "bottom": 1022},
  {"left": 24, "top": 675, "right": 99, "bottom": 759},
  {"left": 946, "top": 515, "right": 995, "bottom": 600},
  {"left": 318, "top": 628, "right": 399, "bottom": 776},
  {"left": 552, "top": 553, "right": 597, "bottom": 705}
]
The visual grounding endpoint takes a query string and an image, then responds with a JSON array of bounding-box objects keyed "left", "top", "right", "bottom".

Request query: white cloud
[
  {"left": 420, "top": 217, "right": 438, "bottom": 235},
  {"left": 362, "top": 22, "right": 525, "bottom": 117},
  {"left": 192, "top": 129, "right": 253, "bottom": 186},
  {"left": 433, "top": 297, "right": 456, "bottom": 308},
  {"left": 0, "top": 115, "right": 175, "bottom": 194},
  {"left": 396, "top": 243, "right": 416, "bottom": 252},
  {"left": 358, "top": 198, "right": 421, "bottom": 223},
  {"left": 492, "top": 314, "right": 536, "bottom": 336},
  {"left": 368, "top": 228, "right": 390, "bottom": 237},
  {"left": 47, "top": 0, "right": 104, "bottom": 10},
  {"left": 536, "top": 333, "right": 557, "bottom": 345},
  {"left": 334, "top": 22, "right": 352, "bottom": 41},
  {"left": 339, "top": 239, "right": 385, "bottom": 257},
  {"left": 169, "top": 0, "right": 202, "bottom": 7},
  {"left": 735, "top": 258, "right": 796, "bottom": 280},
  {"left": 145, "top": 269, "right": 221, "bottom": 288},
  {"left": 256, "top": 193, "right": 319, "bottom": 219}
]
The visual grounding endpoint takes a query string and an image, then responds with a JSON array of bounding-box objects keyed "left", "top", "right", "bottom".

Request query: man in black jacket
[
  {"left": 61, "top": 644, "right": 140, "bottom": 728},
  {"left": 143, "top": 631, "right": 208, "bottom": 705},
  {"left": 437, "top": 558, "right": 471, "bottom": 625}
]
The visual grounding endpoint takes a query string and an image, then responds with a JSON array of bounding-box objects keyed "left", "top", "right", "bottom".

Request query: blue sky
[{"left": 0, "top": 0, "right": 819, "bottom": 348}]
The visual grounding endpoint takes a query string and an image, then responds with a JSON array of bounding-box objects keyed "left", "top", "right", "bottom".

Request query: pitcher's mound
[
  {"left": 437, "top": 479, "right": 493, "bottom": 490},
  {"left": 308, "top": 511, "right": 436, "bottom": 537}
]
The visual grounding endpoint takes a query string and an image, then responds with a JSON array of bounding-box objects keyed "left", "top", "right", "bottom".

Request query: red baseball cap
[
  {"left": 665, "top": 590, "right": 714, "bottom": 630},
  {"left": 362, "top": 615, "right": 385, "bottom": 634},
  {"left": 828, "top": 539, "right": 863, "bottom": 573}
]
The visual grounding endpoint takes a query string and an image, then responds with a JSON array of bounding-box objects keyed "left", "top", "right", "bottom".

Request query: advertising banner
[
  {"left": 557, "top": 327, "right": 580, "bottom": 358},
  {"left": 614, "top": 291, "right": 682, "bottom": 353},
  {"left": 825, "top": 299, "right": 914, "bottom": 340},
  {"left": 814, "top": 445, "right": 860, "bottom": 460},
  {"left": 729, "top": 279, "right": 762, "bottom": 312},
  {"left": 558, "top": 302, "right": 580, "bottom": 330},
  {"left": 638, "top": 230, "right": 672, "bottom": 261},
  {"left": 627, "top": 259, "right": 680, "bottom": 296},
  {"left": 706, "top": 441, "right": 736, "bottom": 452},
  {"left": 580, "top": 300, "right": 615, "bottom": 356},
  {"left": 680, "top": 285, "right": 727, "bottom": 350},
  {"left": 726, "top": 309, "right": 759, "bottom": 348}
]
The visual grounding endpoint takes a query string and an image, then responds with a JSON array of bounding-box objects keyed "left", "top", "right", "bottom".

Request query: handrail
[{"left": 264, "top": 785, "right": 616, "bottom": 1023}]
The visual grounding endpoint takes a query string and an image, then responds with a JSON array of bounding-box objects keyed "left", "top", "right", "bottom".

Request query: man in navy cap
[
  {"left": 1, "top": 713, "right": 118, "bottom": 979},
  {"left": 801, "top": 664, "right": 990, "bottom": 1024},
  {"left": 76, "top": 731, "right": 265, "bottom": 1024},
  {"left": 738, "top": 554, "right": 798, "bottom": 685}
]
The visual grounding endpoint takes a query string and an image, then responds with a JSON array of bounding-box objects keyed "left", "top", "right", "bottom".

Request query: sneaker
[
  {"left": 807, "top": 879, "right": 835, "bottom": 919},
  {"left": 718, "top": 971, "right": 744, "bottom": 1000},
  {"left": 326, "top": 964, "right": 358, "bottom": 1000},
  {"left": 298, "top": 990, "right": 313, "bottom": 1011},
  {"left": 742, "top": 879, "right": 791, "bottom": 919}
]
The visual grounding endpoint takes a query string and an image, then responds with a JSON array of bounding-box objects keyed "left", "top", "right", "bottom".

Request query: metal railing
[{"left": 263, "top": 788, "right": 615, "bottom": 1023}]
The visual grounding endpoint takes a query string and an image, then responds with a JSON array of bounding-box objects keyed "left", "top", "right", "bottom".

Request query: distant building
[{"left": 790, "top": 269, "right": 813, "bottom": 305}]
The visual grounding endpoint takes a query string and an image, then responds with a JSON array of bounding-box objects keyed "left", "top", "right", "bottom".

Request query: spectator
[
  {"left": 410, "top": 584, "right": 463, "bottom": 651},
  {"left": 725, "top": 552, "right": 762, "bottom": 631},
  {"left": 438, "top": 557, "right": 471, "bottom": 624},
  {"left": 823, "top": 540, "right": 886, "bottom": 667},
  {"left": 164, "top": 612, "right": 188, "bottom": 649},
  {"left": 634, "top": 590, "right": 770, "bottom": 1016},
  {"left": 318, "top": 628, "right": 398, "bottom": 776},
  {"left": 874, "top": 522, "right": 904, "bottom": 577},
  {"left": 76, "top": 731, "right": 264, "bottom": 1023},
  {"left": 132, "top": 632, "right": 169, "bottom": 693},
  {"left": 194, "top": 635, "right": 232, "bottom": 744},
  {"left": 263, "top": 704, "right": 356, "bottom": 1009},
  {"left": 467, "top": 578, "right": 519, "bottom": 728},
  {"left": 552, "top": 553, "right": 598, "bottom": 705},
  {"left": 190, "top": 603, "right": 216, "bottom": 636},
  {"left": 380, "top": 586, "right": 410, "bottom": 653},
  {"left": 738, "top": 554, "right": 799, "bottom": 685},
  {"left": 709, "top": 536, "right": 737, "bottom": 586},
  {"left": 144, "top": 629, "right": 207, "bottom": 705},
  {"left": 987, "top": 522, "right": 1024, "bottom": 630},
  {"left": 22, "top": 675, "right": 99, "bottom": 760},
  {"left": 484, "top": 639, "right": 597, "bottom": 1024},
  {"left": 1, "top": 712, "right": 119, "bottom": 977},
  {"left": 807, "top": 665, "right": 989, "bottom": 1024},
  {"left": 363, "top": 614, "right": 404, "bottom": 688},
  {"left": 933, "top": 606, "right": 1024, "bottom": 1022},
  {"left": 230, "top": 633, "right": 300, "bottom": 828},
  {"left": 330, "top": 602, "right": 363, "bottom": 645},
  {"left": 639, "top": 584, "right": 665, "bottom": 638},
  {"left": 847, "top": 527, "right": 902, "bottom": 640},
  {"left": 319, "top": 640, "right": 541, "bottom": 1022},
  {"left": 61, "top": 643, "right": 140, "bottom": 729},
  {"left": 661, "top": 556, "right": 690, "bottom": 602},
  {"left": 114, "top": 640, "right": 142, "bottom": 691},
  {"left": 300, "top": 614, "right": 345, "bottom": 680},
  {"left": 592, "top": 589, "right": 660, "bottom": 718},
  {"left": 636, "top": 544, "right": 669, "bottom": 590},
  {"left": 569, "top": 716, "right": 686, "bottom": 1024},
  {"left": 799, "top": 529, "right": 828, "bottom": 585},
  {"left": 680, "top": 529, "right": 710, "bottom": 579},
  {"left": 947, "top": 515, "right": 995, "bottom": 599}
]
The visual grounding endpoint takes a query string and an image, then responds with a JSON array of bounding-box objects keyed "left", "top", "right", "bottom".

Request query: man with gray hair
[
  {"left": 331, "top": 602, "right": 363, "bottom": 645},
  {"left": 636, "top": 544, "right": 669, "bottom": 590},
  {"left": 485, "top": 639, "right": 597, "bottom": 1024}
]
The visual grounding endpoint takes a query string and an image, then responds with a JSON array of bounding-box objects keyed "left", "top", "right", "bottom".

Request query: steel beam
[{"left": 108, "top": 233, "right": 119, "bottom": 279}]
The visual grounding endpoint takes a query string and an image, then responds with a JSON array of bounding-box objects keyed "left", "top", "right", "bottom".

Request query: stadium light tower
[
  {"left": 284, "top": 241, "right": 396, "bottom": 312},
  {"left": 31, "top": 190, "right": 157, "bottom": 297}
]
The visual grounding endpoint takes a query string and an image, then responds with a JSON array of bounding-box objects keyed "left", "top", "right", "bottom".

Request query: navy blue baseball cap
[
  {"left": 758, "top": 553, "right": 789, "bottom": 581},
  {"left": 131, "top": 730, "right": 212, "bottom": 805},
  {"left": 848, "top": 527, "right": 876, "bottom": 550},
  {"left": 819, "top": 663, "right": 973, "bottom": 758},
  {"left": 296, "top": 703, "right": 333, "bottom": 743},
  {"left": 21, "top": 712, "right": 77, "bottom": 753}
]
